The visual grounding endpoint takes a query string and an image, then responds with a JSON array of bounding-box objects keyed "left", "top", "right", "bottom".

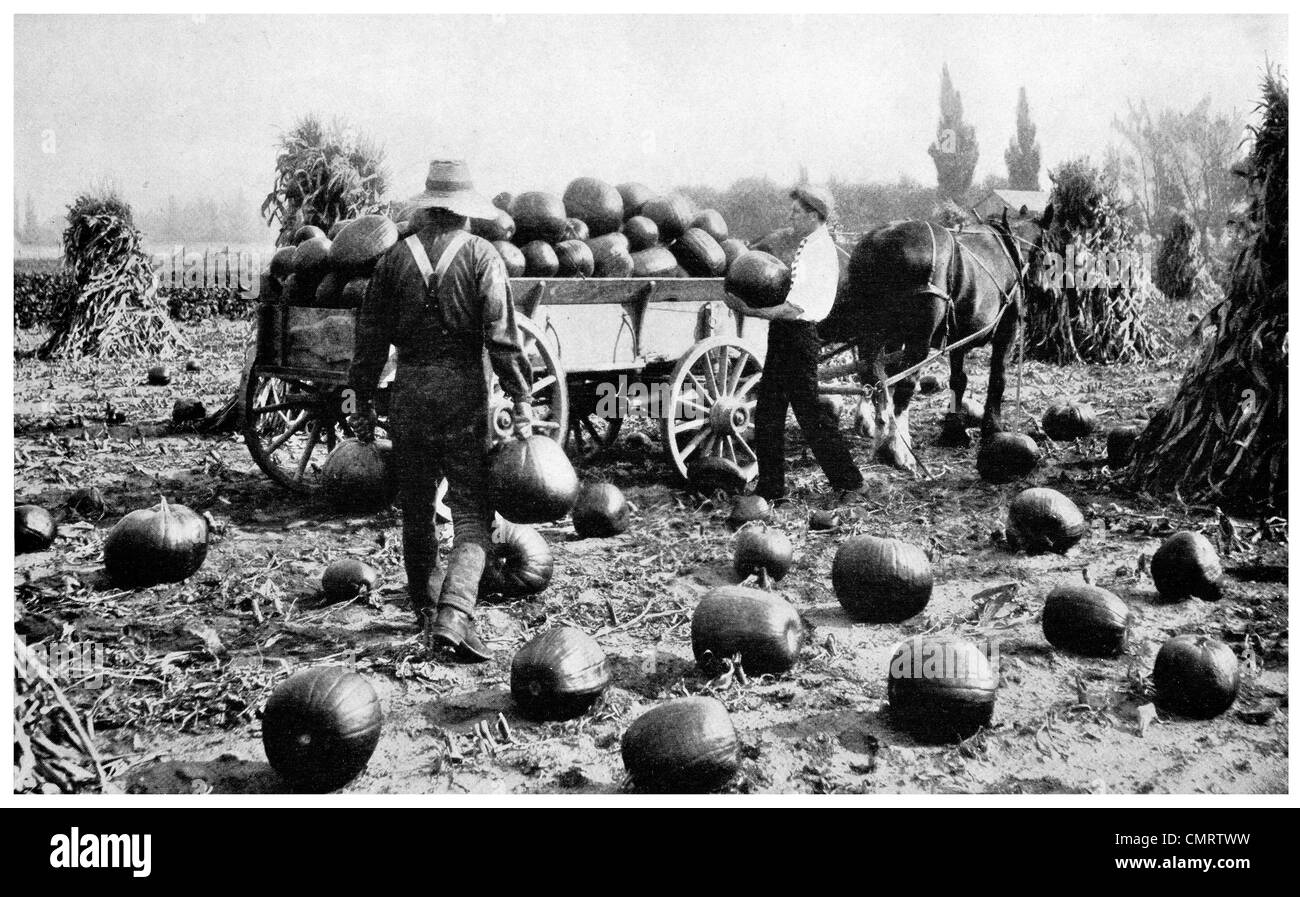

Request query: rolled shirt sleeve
[{"left": 784, "top": 226, "right": 840, "bottom": 323}]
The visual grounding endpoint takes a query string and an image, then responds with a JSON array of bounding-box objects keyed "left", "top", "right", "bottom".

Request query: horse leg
[
  {"left": 936, "top": 348, "right": 971, "bottom": 447},
  {"left": 851, "top": 335, "right": 883, "bottom": 441},
  {"left": 982, "top": 306, "right": 1018, "bottom": 438}
]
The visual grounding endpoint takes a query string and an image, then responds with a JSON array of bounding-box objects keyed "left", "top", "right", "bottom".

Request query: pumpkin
[
  {"left": 976, "top": 432, "right": 1040, "bottom": 483},
  {"left": 341, "top": 277, "right": 369, "bottom": 307},
  {"left": 483, "top": 521, "right": 554, "bottom": 597},
  {"left": 269, "top": 246, "right": 296, "bottom": 280},
  {"left": 262, "top": 666, "right": 382, "bottom": 792},
  {"left": 510, "top": 627, "right": 609, "bottom": 721},
  {"left": 321, "top": 559, "right": 380, "bottom": 604},
  {"left": 686, "top": 456, "right": 750, "bottom": 495},
  {"left": 1042, "top": 402, "right": 1099, "bottom": 440},
  {"left": 171, "top": 398, "right": 206, "bottom": 424},
  {"left": 492, "top": 191, "right": 513, "bottom": 212},
  {"left": 471, "top": 211, "right": 516, "bottom": 243},
  {"left": 572, "top": 482, "right": 630, "bottom": 538},
  {"left": 521, "top": 240, "right": 560, "bottom": 277},
  {"left": 586, "top": 233, "right": 634, "bottom": 277},
  {"left": 293, "top": 236, "right": 332, "bottom": 279},
  {"left": 621, "top": 696, "right": 739, "bottom": 792},
  {"left": 103, "top": 497, "right": 209, "bottom": 588},
  {"left": 327, "top": 220, "right": 350, "bottom": 240},
  {"left": 671, "top": 228, "right": 727, "bottom": 277},
  {"left": 315, "top": 270, "right": 344, "bottom": 306},
  {"left": 562, "top": 177, "right": 623, "bottom": 237},
  {"left": 641, "top": 194, "right": 694, "bottom": 243},
  {"left": 832, "top": 535, "right": 933, "bottom": 622},
  {"left": 1041, "top": 583, "right": 1130, "bottom": 656},
  {"left": 727, "top": 495, "right": 771, "bottom": 528},
  {"left": 1153, "top": 635, "right": 1239, "bottom": 719},
  {"left": 724, "top": 251, "right": 791, "bottom": 308},
  {"left": 616, "top": 182, "right": 656, "bottom": 219},
  {"left": 1107, "top": 426, "right": 1141, "bottom": 468},
  {"left": 510, "top": 191, "right": 568, "bottom": 244},
  {"left": 1006, "top": 488, "right": 1086, "bottom": 554},
  {"left": 733, "top": 525, "right": 794, "bottom": 581},
  {"left": 887, "top": 635, "right": 997, "bottom": 742},
  {"left": 555, "top": 240, "right": 595, "bottom": 277},
  {"left": 184, "top": 359, "right": 202, "bottom": 372},
  {"left": 1151, "top": 531, "right": 1223, "bottom": 602},
  {"left": 66, "top": 486, "right": 108, "bottom": 520},
  {"left": 719, "top": 238, "right": 748, "bottom": 271},
  {"left": 488, "top": 436, "right": 579, "bottom": 524},
  {"left": 691, "top": 585, "right": 803, "bottom": 675},
  {"left": 691, "top": 210, "right": 729, "bottom": 244},
  {"left": 321, "top": 439, "right": 397, "bottom": 511},
  {"left": 147, "top": 365, "right": 171, "bottom": 385},
  {"left": 294, "top": 225, "right": 326, "bottom": 245},
  {"left": 623, "top": 216, "right": 660, "bottom": 252},
  {"left": 808, "top": 509, "right": 840, "bottom": 531},
  {"left": 283, "top": 274, "right": 316, "bottom": 305},
  {"left": 15, "top": 505, "right": 56, "bottom": 554},
  {"left": 493, "top": 240, "right": 527, "bottom": 277},
  {"left": 562, "top": 217, "right": 590, "bottom": 243},
  {"left": 918, "top": 374, "right": 943, "bottom": 395},
  {"left": 631, "top": 246, "right": 678, "bottom": 277},
  {"left": 330, "top": 215, "right": 398, "bottom": 268}
]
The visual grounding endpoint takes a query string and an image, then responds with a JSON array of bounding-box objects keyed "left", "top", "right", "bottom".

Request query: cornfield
[{"left": 1127, "top": 70, "right": 1288, "bottom": 514}]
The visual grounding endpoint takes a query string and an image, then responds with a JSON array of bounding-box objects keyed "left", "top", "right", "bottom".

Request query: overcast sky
[{"left": 13, "top": 14, "right": 1287, "bottom": 228}]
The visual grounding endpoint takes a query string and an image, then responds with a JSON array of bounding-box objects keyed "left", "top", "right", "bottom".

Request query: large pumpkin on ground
[
  {"left": 1153, "top": 635, "right": 1239, "bottom": 719},
  {"left": 887, "top": 636, "right": 997, "bottom": 742},
  {"left": 321, "top": 559, "right": 380, "bottom": 604},
  {"left": 510, "top": 627, "right": 610, "bottom": 721},
  {"left": 832, "top": 535, "right": 933, "bottom": 622},
  {"left": 482, "top": 520, "right": 554, "bottom": 597},
  {"left": 976, "top": 432, "right": 1040, "bottom": 483},
  {"left": 1041, "top": 583, "right": 1130, "bottom": 656},
  {"left": 103, "top": 497, "right": 208, "bottom": 588},
  {"left": 15, "top": 505, "right": 56, "bottom": 554},
  {"left": 330, "top": 215, "right": 398, "bottom": 268},
  {"left": 563, "top": 177, "right": 624, "bottom": 237},
  {"left": 262, "top": 666, "right": 383, "bottom": 792},
  {"left": 621, "top": 697, "right": 739, "bottom": 792},
  {"left": 733, "top": 525, "right": 794, "bottom": 581},
  {"left": 489, "top": 436, "right": 579, "bottom": 524},
  {"left": 691, "top": 586, "right": 803, "bottom": 675},
  {"left": 572, "top": 482, "right": 630, "bottom": 538},
  {"left": 510, "top": 191, "right": 568, "bottom": 244},
  {"left": 1151, "top": 531, "right": 1223, "bottom": 602},
  {"left": 1041, "top": 402, "right": 1099, "bottom": 441},
  {"left": 725, "top": 251, "right": 791, "bottom": 308},
  {"left": 321, "top": 439, "right": 397, "bottom": 510},
  {"left": 1005, "top": 488, "right": 1086, "bottom": 554}
]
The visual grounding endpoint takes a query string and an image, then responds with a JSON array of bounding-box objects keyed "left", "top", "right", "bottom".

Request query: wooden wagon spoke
[
  {"left": 732, "top": 433, "right": 757, "bottom": 460},
  {"left": 715, "top": 348, "right": 730, "bottom": 391},
  {"left": 531, "top": 374, "right": 557, "bottom": 393},
  {"left": 533, "top": 419, "right": 562, "bottom": 433},
  {"left": 267, "top": 410, "right": 310, "bottom": 454},
  {"left": 736, "top": 372, "right": 763, "bottom": 397},
  {"left": 672, "top": 416, "right": 708, "bottom": 435},
  {"left": 678, "top": 397, "right": 710, "bottom": 415},
  {"left": 699, "top": 355, "right": 722, "bottom": 399},
  {"left": 255, "top": 397, "right": 316, "bottom": 416},
  {"left": 296, "top": 420, "right": 323, "bottom": 479},
  {"left": 687, "top": 372, "right": 713, "bottom": 402},
  {"left": 679, "top": 427, "right": 714, "bottom": 461},
  {"left": 726, "top": 356, "right": 748, "bottom": 394}
]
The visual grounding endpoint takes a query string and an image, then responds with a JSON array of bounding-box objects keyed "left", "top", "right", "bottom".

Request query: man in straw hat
[
  {"left": 348, "top": 160, "right": 533, "bottom": 662},
  {"left": 724, "top": 184, "right": 864, "bottom": 502}
]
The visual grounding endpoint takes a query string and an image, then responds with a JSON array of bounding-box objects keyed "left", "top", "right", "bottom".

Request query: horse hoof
[
  {"left": 935, "top": 413, "right": 971, "bottom": 447},
  {"left": 875, "top": 441, "right": 916, "bottom": 474}
]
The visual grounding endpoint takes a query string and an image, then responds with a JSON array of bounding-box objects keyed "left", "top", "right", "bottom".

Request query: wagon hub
[{"left": 709, "top": 396, "right": 749, "bottom": 437}]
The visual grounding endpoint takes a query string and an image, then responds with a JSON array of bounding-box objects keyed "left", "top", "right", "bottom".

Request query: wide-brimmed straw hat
[{"left": 407, "top": 160, "right": 498, "bottom": 220}]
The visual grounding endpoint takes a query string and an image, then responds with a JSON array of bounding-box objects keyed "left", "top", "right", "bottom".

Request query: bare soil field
[{"left": 12, "top": 312, "right": 1287, "bottom": 795}]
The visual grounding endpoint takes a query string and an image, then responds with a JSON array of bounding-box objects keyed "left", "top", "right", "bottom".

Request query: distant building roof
[{"left": 979, "top": 189, "right": 1050, "bottom": 215}]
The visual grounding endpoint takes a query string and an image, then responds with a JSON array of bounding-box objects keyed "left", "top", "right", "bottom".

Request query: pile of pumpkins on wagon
[
  {"left": 266, "top": 176, "right": 793, "bottom": 312},
  {"left": 16, "top": 405, "right": 1242, "bottom": 791}
]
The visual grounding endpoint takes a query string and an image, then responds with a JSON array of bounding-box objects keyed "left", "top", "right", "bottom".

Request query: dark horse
[{"left": 817, "top": 207, "right": 1051, "bottom": 473}]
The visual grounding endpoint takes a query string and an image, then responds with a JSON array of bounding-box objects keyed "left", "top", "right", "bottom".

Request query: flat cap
[{"left": 790, "top": 184, "right": 834, "bottom": 221}]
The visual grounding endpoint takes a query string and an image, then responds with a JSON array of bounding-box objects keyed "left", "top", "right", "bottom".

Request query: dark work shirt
[{"left": 348, "top": 226, "right": 532, "bottom": 409}]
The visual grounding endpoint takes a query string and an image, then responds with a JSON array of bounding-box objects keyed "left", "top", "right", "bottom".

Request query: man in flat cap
[
  {"left": 725, "top": 184, "right": 864, "bottom": 501},
  {"left": 348, "top": 160, "right": 533, "bottom": 662}
]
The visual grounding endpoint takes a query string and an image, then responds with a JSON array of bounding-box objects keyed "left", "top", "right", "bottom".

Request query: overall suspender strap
[{"left": 404, "top": 231, "right": 470, "bottom": 292}]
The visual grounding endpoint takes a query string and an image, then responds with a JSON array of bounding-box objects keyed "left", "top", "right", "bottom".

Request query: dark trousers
[
  {"left": 390, "top": 356, "right": 493, "bottom": 622},
  {"left": 755, "top": 320, "right": 863, "bottom": 499}
]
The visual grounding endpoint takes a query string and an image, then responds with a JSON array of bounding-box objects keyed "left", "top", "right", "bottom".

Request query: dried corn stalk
[
  {"left": 14, "top": 639, "right": 107, "bottom": 794},
  {"left": 1127, "top": 71, "right": 1287, "bottom": 514}
]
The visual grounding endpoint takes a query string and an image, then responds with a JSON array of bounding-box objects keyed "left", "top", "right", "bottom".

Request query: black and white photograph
[{"left": 7, "top": 10, "right": 1290, "bottom": 806}]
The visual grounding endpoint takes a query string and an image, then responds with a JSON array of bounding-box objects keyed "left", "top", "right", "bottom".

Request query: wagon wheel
[
  {"left": 488, "top": 315, "right": 568, "bottom": 448},
  {"left": 244, "top": 370, "right": 359, "bottom": 494},
  {"left": 659, "top": 336, "right": 763, "bottom": 481}
]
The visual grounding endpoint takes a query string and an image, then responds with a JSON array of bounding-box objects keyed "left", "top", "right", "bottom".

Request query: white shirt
[{"left": 784, "top": 225, "right": 839, "bottom": 322}]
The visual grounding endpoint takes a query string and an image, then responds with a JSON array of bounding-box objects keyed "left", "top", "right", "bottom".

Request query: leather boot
[{"left": 426, "top": 543, "right": 492, "bottom": 663}]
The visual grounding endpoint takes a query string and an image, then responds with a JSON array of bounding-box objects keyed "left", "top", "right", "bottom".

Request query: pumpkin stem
[{"left": 757, "top": 567, "right": 771, "bottom": 590}]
